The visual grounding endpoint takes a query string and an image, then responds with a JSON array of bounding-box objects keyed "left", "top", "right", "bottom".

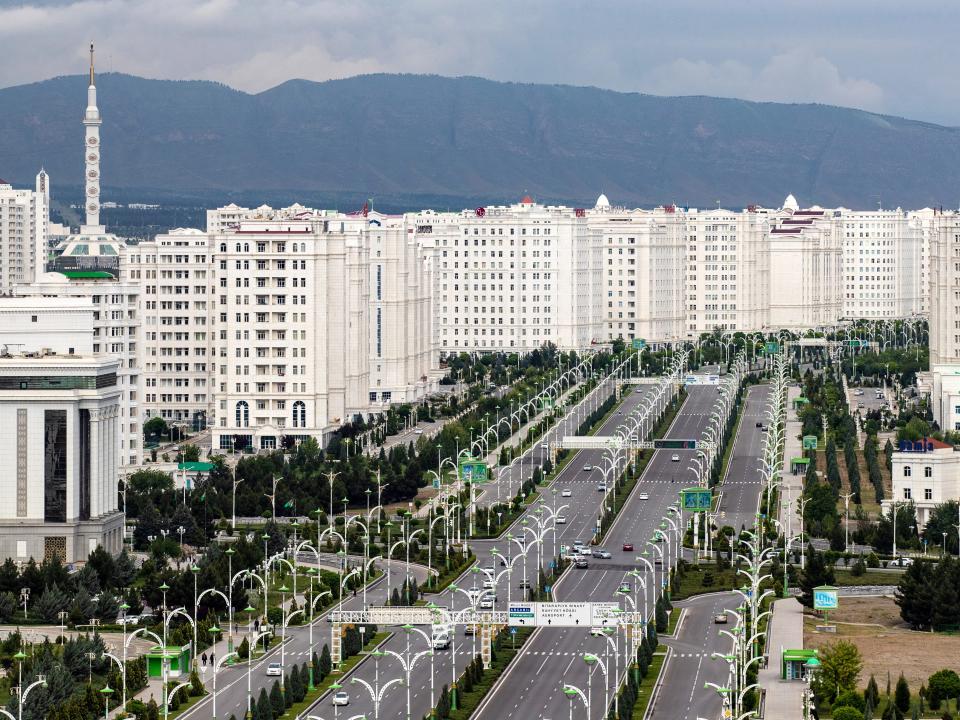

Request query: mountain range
[{"left": 2, "top": 72, "right": 959, "bottom": 211}]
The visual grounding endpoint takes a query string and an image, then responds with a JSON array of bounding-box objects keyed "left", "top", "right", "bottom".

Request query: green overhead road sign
[
  {"left": 654, "top": 439, "right": 697, "bottom": 450},
  {"left": 802, "top": 435, "right": 818, "bottom": 450},
  {"left": 765, "top": 341, "right": 780, "bottom": 354},
  {"left": 632, "top": 338, "right": 646, "bottom": 350},
  {"left": 458, "top": 459, "right": 488, "bottom": 483},
  {"left": 846, "top": 339, "right": 862, "bottom": 347},
  {"left": 681, "top": 488, "right": 713, "bottom": 512}
]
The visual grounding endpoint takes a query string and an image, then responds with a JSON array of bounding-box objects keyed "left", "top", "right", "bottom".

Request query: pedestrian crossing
[{"left": 520, "top": 650, "right": 708, "bottom": 658}]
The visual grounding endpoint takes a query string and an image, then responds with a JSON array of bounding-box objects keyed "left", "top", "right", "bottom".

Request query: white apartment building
[
  {"left": 0, "top": 296, "right": 94, "bottom": 355},
  {"left": 591, "top": 196, "right": 686, "bottom": 343},
  {"left": 367, "top": 213, "right": 435, "bottom": 405},
  {"left": 885, "top": 439, "right": 960, "bottom": 528},
  {"left": 767, "top": 202, "right": 844, "bottom": 329},
  {"left": 683, "top": 207, "right": 771, "bottom": 338},
  {"left": 839, "top": 208, "right": 922, "bottom": 319},
  {"left": 0, "top": 171, "right": 48, "bottom": 292},
  {"left": 926, "top": 211, "right": 960, "bottom": 429},
  {"left": 130, "top": 228, "right": 214, "bottom": 430},
  {"left": 415, "top": 196, "right": 604, "bottom": 353},
  {"left": 0, "top": 351, "right": 124, "bottom": 563},
  {"left": 212, "top": 215, "right": 370, "bottom": 451}
]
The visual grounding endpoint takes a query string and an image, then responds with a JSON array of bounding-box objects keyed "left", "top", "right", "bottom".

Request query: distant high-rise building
[{"left": 0, "top": 171, "right": 48, "bottom": 293}]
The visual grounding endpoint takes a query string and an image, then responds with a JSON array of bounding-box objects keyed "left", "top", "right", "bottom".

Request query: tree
[
  {"left": 928, "top": 670, "right": 960, "bottom": 709},
  {"left": 68, "top": 586, "right": 96, "bottom": 624},
  {"left": 34, "top": 583, "right": 69, "bottom": 622},
  {"left": 895, "top": 673, "right": 911, "bottom": 713},
  {"left": 799, "top": 546, "right": 836, "bottom": 608},
  {"left": 237, "top": 637, "right": 250, "bottom": 660},
  {"left": 319, "top": 644, "right": 332, "bottom": 679},
  {"left": 269, "top": 680, "right": 284, "bottom": 719},
  {"left": 866, "top": 675, "right": 881, "bottom": 708},
  {"left": 144, "top": 416, "right": 168, "bottom": 440},
  {"left": 836, "top": 689, "right": 866, "bottom": 712},
  {"left": 834, "top": 708, "right": 865, "bottom": 720},
  {"left": 814, "top": 640, "right": 863, "bottom": 702},
  {"left": 95, "top": 592, "right": 119, "bottom": 621},
  {"left": 0, "top": 592, "right": 15, "bottom": 622}
]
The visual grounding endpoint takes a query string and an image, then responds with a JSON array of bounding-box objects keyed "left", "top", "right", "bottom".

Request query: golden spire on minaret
[{"left": 89, "top": 42, "right": 95, "bottom": 86}]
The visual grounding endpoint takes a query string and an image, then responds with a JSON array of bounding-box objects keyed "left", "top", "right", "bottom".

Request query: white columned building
[{"left": 0, "top": 352, "right": 124, "bottom": 563}]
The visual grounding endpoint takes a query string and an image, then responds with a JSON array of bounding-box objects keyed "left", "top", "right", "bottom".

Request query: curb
[{"left": 642, "top": 644, "right": 673, "bottom": 720}]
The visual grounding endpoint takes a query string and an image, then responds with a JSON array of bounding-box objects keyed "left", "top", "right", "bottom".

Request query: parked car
[
  {"left": 622, "top": 542, "right": 634, "bottom": 551},
  {"left": 671, "top": 454, "right": 680, "bottom": 462},
  {"left": 854, "top": 389, "right": 864, "bottom": 396},
  {"left": 332, "top": 691, "right": 350, "bottom": 707},
  {"left": 592, "top": 549, "right": 611, "bottom": 559},
  {"left": 893, "top": 556, "right": 914, "bottom": 567},
  {"left": 561, "top": 488, "right": 572, "bottom": 497},
  {"left": 266, "top": 662, "right": 282, "bottom": 676}
]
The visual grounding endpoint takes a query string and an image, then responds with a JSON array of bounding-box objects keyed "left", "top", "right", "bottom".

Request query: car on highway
[
  {"left": 755, "top": 421, "right": 762, "bottom": 428},
  {"left": 483, "top": 579, "right": 496, "bottom": 590},
  {"left": 592, "top": 549, "right": 611, "bottom": 559},
  {"left": 556, "top": 514, "right": 567, "bottom": 524},
  {"left": 414, "top": 428, "right": 424, "bottom": 434},
  {"left": 464, "top": 624, "right": 478, "bottom": 635},
  {"left": 266, "top": 662, "right": 282, "bottom": 676},
  {"left": 714, "top": 613, "right": 728, "bottom": 624},
  {"left": 590, "top": 627, "right": 606, "bottom": 636},
  {"left": 597, "top": 482, "right": 607, "bottom": 492},
  {"left": 574, "top": 557, "right": 589, "bottom": 568},
  {"left": 541, "top": 443, "right": 549, "bottom": 450},
  {"left": 561, "top": 488, "right": 572, "bottom": 497},
  {"left": 116, "top": 614, "right": 141, "bottom": 626},
  {"left": 332, "top": 691, "right": 350, "bottom": 707},
  {"left": 638, "top": 492, "right": 649, "bottom": 501},
  {"left": 479, "top": 598, "right": 494, "bottom": 609},
  {"left": 857, "top": 402, "right": 864, "bottom": 409},
  {"left": 572, "top": 539, "right": 586, "bottom": 550},
  {"left": 671, "top": 454, "right": 680, "bottom": 462},
  {"left": 519, "top": 579, "right": 532, "bottom": 588},
  {"left": 622, "top": 542, "right": 634, "bottom": 551},
  {"left": 583, "top": 464, "right": 593, "bottom": 472}
]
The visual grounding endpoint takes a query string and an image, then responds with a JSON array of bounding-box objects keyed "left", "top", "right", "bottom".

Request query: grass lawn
[
  {"left": 832, "top": 568, "right": 903, "bottom": 586},
  {"left": 444, "top": 627, "right": 534, "bottom": 719},
  {"left": 671, "top": 564, "right": 739, "bottom": 600},
  {"left": 665, "top": 608, "right": 681, "bottom": 636}
]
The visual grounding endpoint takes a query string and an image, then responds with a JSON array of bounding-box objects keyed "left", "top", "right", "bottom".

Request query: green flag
[{"left": 284, "top": 499, "right": 294, "bottom": 509}]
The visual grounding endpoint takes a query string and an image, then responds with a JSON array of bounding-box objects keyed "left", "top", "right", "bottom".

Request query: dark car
[
  {"left": 574, "top": 557, "right": 589, "bottom": 569},
  {"left": 622, "top": 542, "right": 634, "bottom": 552}
]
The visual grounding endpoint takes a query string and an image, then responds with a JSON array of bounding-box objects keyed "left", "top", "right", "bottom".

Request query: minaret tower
[{"left": 82, "top": 42, "right": 103, "bottom": 231}]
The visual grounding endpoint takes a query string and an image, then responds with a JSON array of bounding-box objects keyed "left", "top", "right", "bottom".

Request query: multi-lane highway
[
  {"left": 716, "top": 384, "right": 771, "bottom": 533},
  {"left": 473, "top": 387, "right": 727, "bottom": 720}
]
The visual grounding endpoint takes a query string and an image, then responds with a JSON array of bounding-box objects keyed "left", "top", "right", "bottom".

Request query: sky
[{"left": 1, "top": 0, "right": 958, "bottom": 125}]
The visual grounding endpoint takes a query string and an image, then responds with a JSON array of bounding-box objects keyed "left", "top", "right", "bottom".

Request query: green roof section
[
  {"left": 178, "top": 462, "right": 215, "bottom": 472},
  {"left": 61, "top": 270, "right": 115, "bottom": 279}
]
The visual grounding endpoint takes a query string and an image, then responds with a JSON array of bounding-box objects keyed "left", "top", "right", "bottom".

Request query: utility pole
[{"left": 840, "top": 492, "right": 855, "bottom": 554}]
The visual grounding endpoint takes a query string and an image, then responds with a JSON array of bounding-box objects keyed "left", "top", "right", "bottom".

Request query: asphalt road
[
  {"left": 716, "top": 384, "right": 771, "bottom": 534},
  {"left": 302, "top": 382, "right": 654, "bottom": 720},
  {"left": 473, "top": 387, "right": 728, "bottom": 720},
  {"left": 650, "top": 592, "right": 739, "bottom": 720}
]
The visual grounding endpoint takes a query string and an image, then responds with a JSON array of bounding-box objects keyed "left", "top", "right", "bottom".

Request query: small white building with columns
[{"left": 0, "top": 351, "right": 124, "bottom": 563}]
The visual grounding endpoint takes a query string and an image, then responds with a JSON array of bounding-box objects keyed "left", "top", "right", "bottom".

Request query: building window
[
  {"left": 44, "top": 410, "right": 67, "bottom": 523},
  {"left": 903, "top": 487, "right": 911, "bottom": 500},
  {"left": 903, "top": 466, "right": 911, "bottom": 477},
  {"left": 924, "top": 466, "right": 933, "bottom": 478},
  {"left": 292, "top": 400, "right": 306, "bottom": 428},
  {"left": 925, "top": 488, "right": 933, "bottom": 500},
  {"left": 235, "top": 400, "right": 249, "bottom": 428}
]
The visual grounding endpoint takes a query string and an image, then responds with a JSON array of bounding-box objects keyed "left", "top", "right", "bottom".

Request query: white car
[
  {"left": 854, "top": 389, "right": 864, "bottom": 396},
  {"left": 414, "top": 428, "right": 424, "bottom": 435},
  {"left": 590, "top": 627, "right": 606, "bottom": 636},
  {"left": 583, "top": 465, "right": 593, "bottom": 472},
  {"left": 561, "top": 489, "right": 572, "bottom": 497},
  {"left": 556, "top": 514, "right": 567, "bottom": 524},
  {"left": 266, "top": 662, "right": 282, "bottom": 676},
  {"left": 332, "top": 691, "right": 350, "bottom": 707},
  {"left": 479, "top": 598, "right": 494, "bottom": 609},
  {"left": 670, "top": 454, "right": 680, "bottom": 462},
  {"left": 638, "top": 492, "right": 649, "bottom": 500}
]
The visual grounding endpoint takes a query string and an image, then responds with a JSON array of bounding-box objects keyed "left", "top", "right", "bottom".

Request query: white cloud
[{"left": 639, "top": 51, "right": 884, "bottom": 112}]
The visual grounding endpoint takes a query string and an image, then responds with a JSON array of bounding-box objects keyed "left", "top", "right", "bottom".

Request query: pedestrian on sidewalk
[
  {"left": 210, "top": 651, "right": 215, "bottom": 666},
  {"left": 201, "top": 652, "right": 207, "bottom": 666}
]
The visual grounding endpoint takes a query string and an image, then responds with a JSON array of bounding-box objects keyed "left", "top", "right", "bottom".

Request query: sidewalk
[
  {"left": 758, "top": 597, "right": 806, "bottom": 719},
  {"left": 779, "top": 385, "right": 804, "bottom": 538}
]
